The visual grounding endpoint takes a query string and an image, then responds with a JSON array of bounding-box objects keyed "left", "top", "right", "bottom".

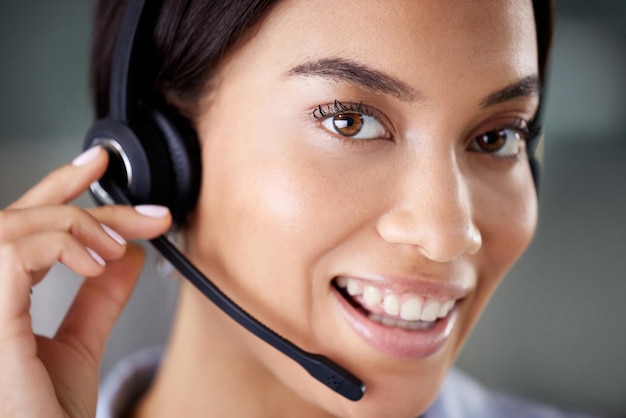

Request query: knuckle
[
  {"left": 60, "top": 206, "right": 98, "bottom": 238},
  {"left": 0, "top": 208, "right": 20, "bottom": 243},
  {"left": 0, "top": 243, "right": 30, "bottom": 295},
  {"left": 0, "top": 211, "right": 7, "bottom": 242},
  {"left": 64, "top": 205, "right": 87, "bottom": 228},
  {"left": 0, "top": 242, "right": 19, "bottom": 261},
  {"left": 0, "top": 242, "right": 24, "bottom": 276},
  {"left": 55, "top": 230, "right": 75, "bottom": 247}
]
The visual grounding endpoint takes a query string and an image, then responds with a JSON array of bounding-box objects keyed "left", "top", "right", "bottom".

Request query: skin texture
[
  {"left": 136, "top": 1, "right": 540, "bottom": 417},
  {"left": 0, "top": 1, "right": 539, "bottom": 417}
]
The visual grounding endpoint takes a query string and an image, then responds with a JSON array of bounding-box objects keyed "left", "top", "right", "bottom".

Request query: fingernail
[
  {"left": 134, "top": 205, "right": 170, "bottom": 218},
  {"left": 86, "top": 247, "right": 106, "bottom": 266},
  {"left": 101, "top": 224, "right": 126, "bottom": 245},
  {"left": 72, "top": 146, "right": 102, "bottom": 166}
]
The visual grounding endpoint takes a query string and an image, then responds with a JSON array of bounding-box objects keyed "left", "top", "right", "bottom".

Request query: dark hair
[
  {"left": 533, "top": 0, "right": 554, "bottom": 83},
  {"left": 91, "top": 0, "right": 554, "bottom": 120},
  {"left": 91, "top": 0, "right": 277, "bottom": 119}
]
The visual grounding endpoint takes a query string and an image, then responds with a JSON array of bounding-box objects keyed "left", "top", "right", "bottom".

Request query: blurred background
[{"left": 0, "top": 1, "right": 624, "bottom": 416}]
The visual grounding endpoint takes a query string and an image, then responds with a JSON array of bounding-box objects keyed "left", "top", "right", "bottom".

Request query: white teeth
[
  {"left": 438, "top": 299, "right": 455, "bottom": 318},
  {"left": 381, "top": 316, "right": 396, "bottom": 327},
  {"left": 337, "top": 278, "right": 457, "bottom": 325},
  {"left": 362, "top": 286, "right": 382, "bottom": 307},
  {"left": 346, "top": 280, "right": 363, "bottom": 296},
  {"left": 369, "top": 313, "right": 435, "bottom": 330},
  {"left": 446, "top": 299, "right": 455, "bottom": 313},
  {"left": 421, "top": 298, "right": 441, "bottom": 322},
  {"left": 383, "top": 294, "right": 400, "bottom": 316},
  {"left": 336, "top": 277, "right": 348, "bottom": 288},
  {"left": 399, "top": 297, "right": 423, "bottom": 321}
]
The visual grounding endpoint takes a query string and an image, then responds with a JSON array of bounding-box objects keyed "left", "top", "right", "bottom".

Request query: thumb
[{"left": 54, "top": 243, "right": 146, "bottom": 365}]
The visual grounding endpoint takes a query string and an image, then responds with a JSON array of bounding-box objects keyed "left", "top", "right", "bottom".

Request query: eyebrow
[
  {"left": 287, "top": 57, "right": 419, "bottom": 103},
  {"left": 480, "top": 75, "right": 540, "bottom": 108},
  {"left": 287, "top": 57, "right": 539, "bottom": 108}
]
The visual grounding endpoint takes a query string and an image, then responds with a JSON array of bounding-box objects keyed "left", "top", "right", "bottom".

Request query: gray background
[{"left": 1, "top": 1, "right": 624, "bottom": 416}]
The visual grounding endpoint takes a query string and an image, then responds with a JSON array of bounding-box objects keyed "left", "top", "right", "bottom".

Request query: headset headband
[{"left": 109, "top": 0, "right": 161, "bottom": 121}]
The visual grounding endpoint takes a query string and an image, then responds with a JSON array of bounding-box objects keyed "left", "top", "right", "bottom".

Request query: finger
[
  {"left": 55, "top": 243, "right": 145, "bottom": 365},
  {"left": 0, "top": 206, "right": 127, "bottom": 261},
  {"left": 0, "top": 231, "right": 107, "bottom": 325},
  {"left": 88, "top": 204, "right": 172, "bottom": 240},
  {"left": 8, "top": 146, "right": 108, "bottom": 210}
]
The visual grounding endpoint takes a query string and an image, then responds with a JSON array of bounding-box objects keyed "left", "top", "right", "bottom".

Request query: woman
[{"left": 0, "top": 1, "right": 588, "bottom": 417}]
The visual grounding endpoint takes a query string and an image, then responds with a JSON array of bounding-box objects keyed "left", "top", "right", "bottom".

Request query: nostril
[
  {"left": 465, "top": 224, "right": 482, "bottom": 255},
  {"left": 376, "top": 209, "right": 422, "bottom": 246},
  {"left": 415, "top": 226, "right": 482, "bottom": 263},
  {"left": 376, "top": 208, "right": 482, "bottom": 263}
]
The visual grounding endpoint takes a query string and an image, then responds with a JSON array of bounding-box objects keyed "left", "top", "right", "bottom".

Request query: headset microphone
[{"left": 83, "top": 0, "right": 365, "bottom": 401}]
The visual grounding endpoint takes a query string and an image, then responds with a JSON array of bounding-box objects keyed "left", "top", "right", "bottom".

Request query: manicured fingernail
[
  {"left": 134, "top": 205, "right": 170, "bottom": 218},
  {"left": 72, "top": 146, "right": 102, "bottom": 166},
  {"left": 86, "top": 247, "right": 106, "bottom": 266},
  {"left": 101, "top": 224, "right": 126, "bottom": 245}
]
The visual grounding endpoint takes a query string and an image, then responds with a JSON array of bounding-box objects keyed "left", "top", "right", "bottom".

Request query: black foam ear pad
[{"left": 149, "top": 106, "right": 202, "bottom": 221}]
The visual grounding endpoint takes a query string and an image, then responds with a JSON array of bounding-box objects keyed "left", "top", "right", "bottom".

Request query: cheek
[
  {"left": 451, "top": 161, "right": 537, "bottom": 348},
  {"left": 474, "top": 162, "right": 538, "bottom": 290},
  {"left": 189, "top": 115, "right": 357, "bottom": 310}
]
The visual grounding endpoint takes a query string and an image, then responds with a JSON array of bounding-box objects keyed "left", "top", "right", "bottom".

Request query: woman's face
[{"left": 186, "top": 0, "right": 539, "bottom": 416}]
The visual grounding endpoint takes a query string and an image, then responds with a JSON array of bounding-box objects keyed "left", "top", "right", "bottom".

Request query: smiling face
[{"left": 184, "top": 0, "right": 539, "bottom": 416}]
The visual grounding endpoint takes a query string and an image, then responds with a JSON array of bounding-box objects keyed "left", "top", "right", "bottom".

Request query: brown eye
[
  {"left": 476, "top": 129, "right": 508, "bottom": 152},
  {"left": 320, "top": 111, "right": 388, "bottom": 140},
  {"left": 332, "top": 113, "right": 364, "bottom": 137},
  {"left": 469, "top": 128, "right": 523, "bottom": 157}
]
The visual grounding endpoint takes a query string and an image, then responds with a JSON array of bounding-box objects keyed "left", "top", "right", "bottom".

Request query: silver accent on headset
[
  {"left": 89, "top": 138, "right": 134, "bottom": 206},
  {"left": 90, "top": 181, "right": 115, "bottom": 206}
]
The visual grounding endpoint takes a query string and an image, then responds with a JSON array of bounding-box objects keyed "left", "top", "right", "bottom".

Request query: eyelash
[{"left": 312, "top": 100, "right": 375, "bottom": 120}]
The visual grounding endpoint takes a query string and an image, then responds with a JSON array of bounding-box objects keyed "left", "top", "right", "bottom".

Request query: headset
[
  {"left": 83, "top": 0, "right": 365, "bottom": 402},
  {"left": 83, "top": 0, "right": 545, "bottom": 404}
]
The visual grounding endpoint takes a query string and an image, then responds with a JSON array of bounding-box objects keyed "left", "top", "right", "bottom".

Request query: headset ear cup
[
  {"left": 83, "top": 118, "right": 155, "bottom": 204},
  {"left": 150, "top": 106, "right": 202, "bottom": 222},
  {"left": 83, "top": 116, "right": 177, "bottom": 209}
]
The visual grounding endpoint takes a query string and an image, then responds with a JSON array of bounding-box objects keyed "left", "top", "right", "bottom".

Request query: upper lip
[{"left": 333, "top": 274, "right": 473, "bottom": 301}]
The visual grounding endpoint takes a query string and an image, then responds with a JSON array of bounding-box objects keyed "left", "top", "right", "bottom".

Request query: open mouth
[{"left": 332, "top": 277, "right": 457, "bottom": 331}]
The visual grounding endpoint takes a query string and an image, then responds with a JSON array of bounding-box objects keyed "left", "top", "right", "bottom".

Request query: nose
[{"left": 376, "top": 152, "right": 482, "bottom": 263}]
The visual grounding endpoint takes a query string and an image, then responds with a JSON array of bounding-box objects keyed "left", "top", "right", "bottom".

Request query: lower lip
[{"left": 332, "top": 286, "right": 457, "bottom": 360}]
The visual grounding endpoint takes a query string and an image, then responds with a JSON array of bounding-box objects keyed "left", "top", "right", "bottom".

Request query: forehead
[{"left": 235, "top": 0, "right": 538, "bottom": 98}]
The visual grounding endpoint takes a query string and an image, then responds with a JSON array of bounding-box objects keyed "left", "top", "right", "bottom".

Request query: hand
[{"left": 0, "top": 146, "right": 172, "bottom": 418}]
